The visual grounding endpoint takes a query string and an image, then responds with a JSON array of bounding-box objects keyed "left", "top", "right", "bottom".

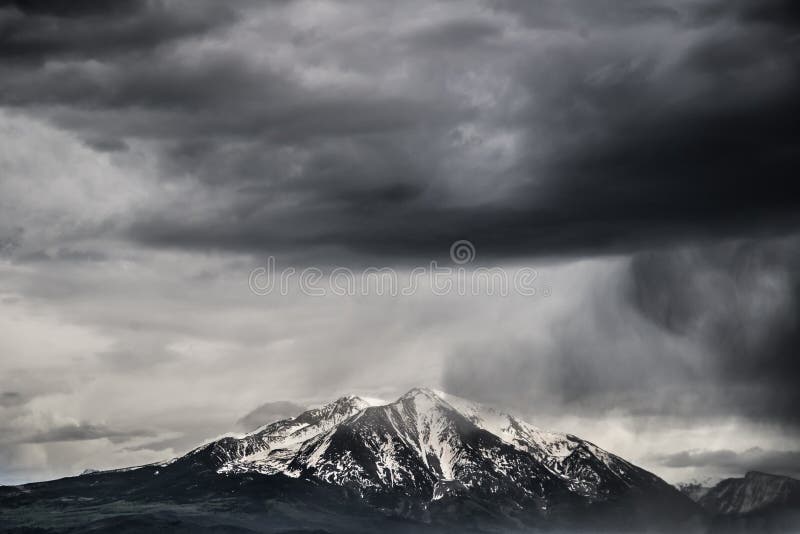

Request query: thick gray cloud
[
  {"left": 657, "top": 448, "right": 800, "bottom": 479},
  {"left": 20, "top": 422, "right": 153, "bottom": 444},
  {"left": 0, "top": 0, "right": 797, "bottom": 261},
  {"left": 0, "top": 0, "right": 239, "bottom": 63}
]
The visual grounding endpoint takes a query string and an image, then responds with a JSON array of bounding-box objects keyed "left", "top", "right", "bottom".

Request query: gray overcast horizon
[{"left": 1, "top": 0, "right": 799, "bottom": 485}]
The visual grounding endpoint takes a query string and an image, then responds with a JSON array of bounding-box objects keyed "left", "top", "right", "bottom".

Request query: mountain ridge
[
  {"left": 145, "top": 386, "right": 699, "bottom": 530},
  {"left": 192, "top": 387, "right": 674, "bottom": 502},
  {"left": 697, "top": 471, "right": 800, "bottom": 516},
  {"left": 0, "top": 387, "right": 706, "bottom": 533}
]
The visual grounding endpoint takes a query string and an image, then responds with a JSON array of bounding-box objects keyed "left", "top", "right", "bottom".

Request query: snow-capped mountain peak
[
  {"left": 190, "top": 387, "right": 678, "bottom": 508},
  {"left": 47, "top": 387, "right": 699, "bottom": 532}
]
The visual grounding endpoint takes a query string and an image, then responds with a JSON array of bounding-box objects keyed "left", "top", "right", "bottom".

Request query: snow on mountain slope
[
  {"left": 189, "top": 387, "right": 673, "bottom": 507},
  {"left": 200, "top": 395, "right": 379, "bottom": 475},
  {"left": 283, "top": 387, "right": 564, "bottom": 505},
  {"left": 430, "top": 389, "right": 663, "bottom": 497}
]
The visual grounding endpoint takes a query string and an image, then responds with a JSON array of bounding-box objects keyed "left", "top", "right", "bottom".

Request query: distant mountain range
[{"left": 0, "top": 388, "right": 797, "bottom": 533}]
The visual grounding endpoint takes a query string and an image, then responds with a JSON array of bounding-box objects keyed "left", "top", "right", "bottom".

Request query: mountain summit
[{"left": 0, "top": 388, "right": 702, "bottom": 533}]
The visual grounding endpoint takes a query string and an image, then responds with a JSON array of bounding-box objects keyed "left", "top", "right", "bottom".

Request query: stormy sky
[{"left": 1, "top": 0, "right": 799, "bottom": 485}]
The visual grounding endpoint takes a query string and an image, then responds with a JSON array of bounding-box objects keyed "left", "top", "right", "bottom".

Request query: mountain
[
  {"left": 201, "top": 389, "right": 688, "bottom": 510},
  {"left": 0, "top": 388, "right": 702, "bottom": 533},
  {"left": 688, "top": 471, "right": 800, "bottom": 533},
  {"left": 698, "top": 471, "right": 800, "bottom": 516}
]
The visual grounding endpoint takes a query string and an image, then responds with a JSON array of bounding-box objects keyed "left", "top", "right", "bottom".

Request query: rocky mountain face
[
  {"left": 186, "top": 389, "right": 680, "bottom": 503},
  {"left": 698, "top": 471, "right": 800, "bottom": 516},
  {"left": 0, "top": 388, "right": 706, "bottom": 533},
  {"left": 169, "top": 388, "right": 697, "bottom": 528},
  {"left": 678, "top": 471, "right": 800, "bottom": 533}
]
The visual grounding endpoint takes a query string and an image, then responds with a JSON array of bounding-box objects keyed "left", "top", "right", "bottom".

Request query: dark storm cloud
[
  {"left": 125, "top": 0, "right": 800, "bottom": 259},
  {"left": 0, "top": 0, "right": 797, "bottom": 261},
  {"left": 741, "top": 0, "right": 800, "bottom": 27},
  {"left": 236, "top": 401, "right": 306, "bottom": 431},
  {"left": 0, "top": 0, "right": 239, "bottom": 63},
  {"left": 657, "top": 448, "right": 800, "bottom": 479},
  {"left": 407, "top": 17, "right": 504, "bottom": 49},
  {"left": 488, "top": 0, "right": 688, "bottom": 29},
  {"left": 629, "top": 238, "right": 800, "bottom": 424},
  {"left": 443, "top": 236, "right": 800, "bottom": 426},
  {"left": 492, "top": 0, "right": 800, "bottom": 30},
  {"left": 0, "top": 0, "right": 142, "bottom": 18}
]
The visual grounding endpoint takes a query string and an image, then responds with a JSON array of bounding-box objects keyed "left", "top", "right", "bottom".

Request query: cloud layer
[
  {"left": 1, "top": 0, "right": 798, "bottom": 260},
  {"left": 657, "top": 448, "right": 800, "bottom": 479}
]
